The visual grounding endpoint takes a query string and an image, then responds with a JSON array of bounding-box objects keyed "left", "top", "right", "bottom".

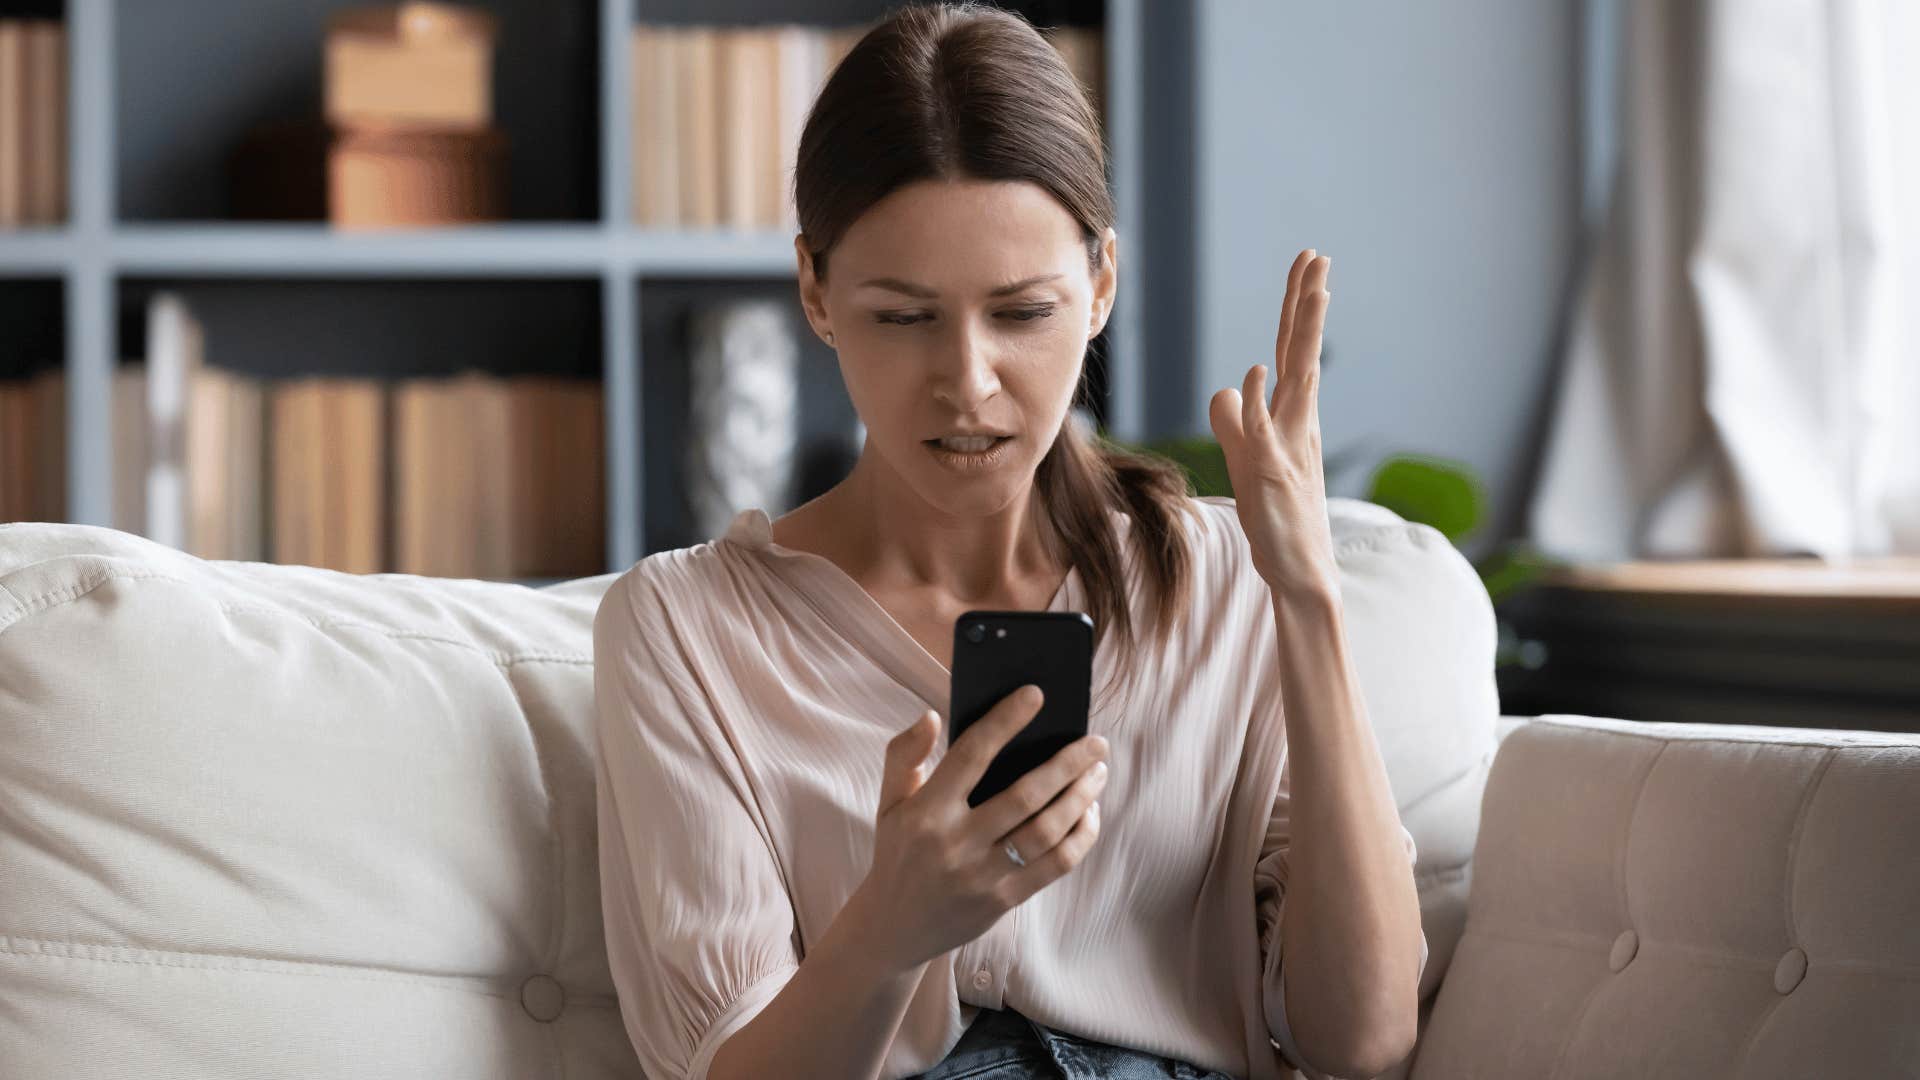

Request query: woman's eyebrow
[{"left": 857, "top": 273, "right": 1064, "bottom": 298}]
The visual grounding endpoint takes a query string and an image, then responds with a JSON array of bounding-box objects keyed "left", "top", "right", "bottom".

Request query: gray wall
[{"left": 1187, "top": 0, "right": 1583, "bottom": 559}]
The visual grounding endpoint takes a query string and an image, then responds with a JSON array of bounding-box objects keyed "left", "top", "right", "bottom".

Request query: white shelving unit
[{"left": 0, "top": 0, "right": 1148, "bottom": 573}]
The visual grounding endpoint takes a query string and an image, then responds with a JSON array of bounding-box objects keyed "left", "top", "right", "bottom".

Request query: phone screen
[{"left": 947, "top": 610, "right": 1094, "bottom": 808}]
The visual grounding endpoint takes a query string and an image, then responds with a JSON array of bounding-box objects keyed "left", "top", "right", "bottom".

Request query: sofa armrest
[{"left": 1407, "top": 713, "right": 1920, "bottom": 1080}]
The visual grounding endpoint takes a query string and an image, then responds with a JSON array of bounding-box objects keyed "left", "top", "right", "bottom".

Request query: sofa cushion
[
  {"left": 0, "top": 521, "right": 634, "bottom": 1079},
  {"left": 1324, "top": 497, "right": 1501, "bottom": 1002},
  {"left": 1411, "top": 714, "right": 1920, "bottom": 1079}
]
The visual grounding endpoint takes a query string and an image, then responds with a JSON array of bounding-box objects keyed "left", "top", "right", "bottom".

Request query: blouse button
[{"left": 972, "top": 968, "right": 992, "bottom": 990}]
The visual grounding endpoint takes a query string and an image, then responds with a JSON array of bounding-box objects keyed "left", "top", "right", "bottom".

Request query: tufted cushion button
[
  {"left": 520, "top": 973, "right": 566, "bottom": 1022},
  {"left": 1608, "top": 929, "right": 1638, "bottom": 972},
  {"left": 1774, "top": 946, "right": 1807, "bottom": 994}
]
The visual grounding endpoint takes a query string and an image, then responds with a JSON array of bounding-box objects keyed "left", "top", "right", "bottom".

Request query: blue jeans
[{"left": 912, "top": 1006, "right": 1239, "bottom": 1079}]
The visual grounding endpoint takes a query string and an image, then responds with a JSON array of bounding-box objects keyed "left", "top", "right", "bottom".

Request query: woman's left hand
[{"left": 1208, "top": 249, "right": 1339, "bottom": 596}]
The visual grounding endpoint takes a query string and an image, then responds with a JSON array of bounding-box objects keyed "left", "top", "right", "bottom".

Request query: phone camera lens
[{"left": 965, "top": 622, "right": 987, "bottom": 644}]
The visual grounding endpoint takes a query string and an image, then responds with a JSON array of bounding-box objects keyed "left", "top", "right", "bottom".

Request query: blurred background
[{"left": 0, "top": 0, "right": 1914, "bottom": 730}]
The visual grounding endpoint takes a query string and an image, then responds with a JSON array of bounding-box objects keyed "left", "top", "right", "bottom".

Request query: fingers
[
  {"left": 1277, "top": 255, "right": 1331, "bottom": 425},
  {"left": 1274, "top": 248, "right": 1314, "bottom": 384},
  {"left": 969, "top": 727, "right": 1109, "bottom": 843},
  {"left": 1242, "top": 362, "right": 1272, "bottom": 442},
  {"left": 924, "top": 684, "right": 1046, "bottom": 805},
  {"left": 1209, "top": 385, "right": 1245, "bottom": 456},
  {"left": 997, "top": 755, "right": 1108, "bottom": 868},
  {"left": 880, "top": 709, "right": 940, "bottom": 815},
  {"left": 999, "top": 786, "right": 1103, "bottom": 906}
]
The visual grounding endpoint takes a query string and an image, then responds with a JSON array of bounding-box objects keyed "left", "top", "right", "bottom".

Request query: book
[
  {"left": 0, "top": 381, "right": 23, "bottom": 520},
  {"left": 714, "top": 27, "right": 776, "bottom": 229},
  {"left": 112, "top": 365, "right": 148, "bottom": 535},
  {"left": 28, "top": 366, "right": 63, "bottom": 521},
  {"left": 327, "top": 378, "right": 386, "bottom": 574},
  {"left": 459, "top": 369, "right": 513, "bottom": 578},
  {"left": 773, "top": 25, "right": 826, "bottom": 232},
  {"left": 389, "top": 377, "right": 441, "bottom": 575},
  {"left": 23, "top": 19, "right": 62, "bottom": 223},
  {"left": 227, "top": 372, "right": 266, "bottom": 561},
  {"left": 676, "top": 26, "right": 720, "bottom": 228},
  {"left": 269, "top": 377, "right": 325, "bottom": 567},
  {"left": 0, "top": 21, "right": 23, "bottom": 227},
  {"left": 631, "top": 25, "right": 682, "bottom": 226},
  {"left": 185, "top": 361, "right": 233, "bottom": 558}
]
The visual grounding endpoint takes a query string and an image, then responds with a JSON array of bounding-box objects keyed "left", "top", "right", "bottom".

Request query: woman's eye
[{"left": 873, "top": 307, "right": 1054, "bottom": 326}]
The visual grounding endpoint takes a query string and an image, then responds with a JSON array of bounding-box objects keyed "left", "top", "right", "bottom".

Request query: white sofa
[{"left": 1, "top": 500, "right": 1913, "bottom": 1079}]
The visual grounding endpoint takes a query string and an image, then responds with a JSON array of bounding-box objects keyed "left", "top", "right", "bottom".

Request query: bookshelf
[{"left": 0, "top": 0, "right": 1148, "bottom": 577}]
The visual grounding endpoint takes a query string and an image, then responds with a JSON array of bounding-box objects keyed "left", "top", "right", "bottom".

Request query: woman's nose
[{"left": 932, "top": 324, "right": 1002, "bottom": 410}]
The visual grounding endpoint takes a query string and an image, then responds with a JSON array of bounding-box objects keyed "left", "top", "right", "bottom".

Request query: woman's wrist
[{"left": 832, "top": 879, "right": 931, "bottom": 985}]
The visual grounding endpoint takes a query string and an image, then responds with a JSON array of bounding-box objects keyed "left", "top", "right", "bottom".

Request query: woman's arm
[
  {"left": 1208, "top": 249, "right": 1423, "bottom": 1077},
  {"left": 707, "top": 883, "right": 925, "bottom": 1080},
  {"left": 1265, "top": 581, "right": 1423, "bottom": 1078}
]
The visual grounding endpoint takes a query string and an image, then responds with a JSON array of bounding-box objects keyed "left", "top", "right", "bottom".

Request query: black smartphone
[{"left": 947, "top": 610, "right": 1095, "bottom": 809}]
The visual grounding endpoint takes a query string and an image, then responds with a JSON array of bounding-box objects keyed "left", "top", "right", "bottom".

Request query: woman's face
[{"left": 796, "top": 178, "right": 1117, "bottom": 517}]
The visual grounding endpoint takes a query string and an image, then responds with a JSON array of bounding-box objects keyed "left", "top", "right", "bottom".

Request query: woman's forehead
[{"left": 835, "top": 180, "right": 1086, "bottom": 291}]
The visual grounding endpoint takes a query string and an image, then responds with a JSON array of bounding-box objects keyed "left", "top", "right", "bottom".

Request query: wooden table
[{"left": 1496, "top": 557, "right": 1920, "bottom": 733}]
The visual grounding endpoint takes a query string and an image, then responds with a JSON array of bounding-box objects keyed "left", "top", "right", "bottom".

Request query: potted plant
[{"left": 1109, "top": 433, "right": 1558, "bottom": 671}]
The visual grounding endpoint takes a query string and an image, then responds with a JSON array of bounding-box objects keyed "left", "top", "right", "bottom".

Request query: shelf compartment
[
  {"left": 115, "top": 0, "right": 600, "bottom": 224},
  {"left": 636, "top": 275, "right": 855, "bottom": 555},
  {"left": 0, "top": 277, "right": 65, "bottom": 523},
  {"left": 110, "top": 276, "right": 607, "bottom": 578}
]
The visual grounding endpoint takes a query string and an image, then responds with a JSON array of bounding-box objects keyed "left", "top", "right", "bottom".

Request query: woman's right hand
[{"left": 857, "top": 684, "right": 1111, "bottom": 975}]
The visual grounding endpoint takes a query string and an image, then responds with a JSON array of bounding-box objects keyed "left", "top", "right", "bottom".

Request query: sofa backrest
[
  {"left": 0, "top": 495, "right": 1499, "bottom": 1077},
  {"left": 0, "top": 520, "right": 634, "bottom": 1079},
  {"left": 1410, "top": 713, "right": 1920, "bottom": 1079}
]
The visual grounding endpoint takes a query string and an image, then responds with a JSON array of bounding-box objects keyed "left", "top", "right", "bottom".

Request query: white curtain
[{"left": 1529, "top": 0, "right": 1920, "bottom": 560}]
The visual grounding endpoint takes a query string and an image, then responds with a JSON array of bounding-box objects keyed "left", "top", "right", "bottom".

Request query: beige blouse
[{"left": 592, "top": 495, "right": 1425, "bottom": 1080}]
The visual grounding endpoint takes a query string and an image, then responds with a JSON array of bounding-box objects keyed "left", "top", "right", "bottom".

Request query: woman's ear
[
  {"left": 794, "top": 234, "right": 833, "bottom": 344},
  {"left": 1090, "top": 226, "right": 1118, "bottom": 338}
]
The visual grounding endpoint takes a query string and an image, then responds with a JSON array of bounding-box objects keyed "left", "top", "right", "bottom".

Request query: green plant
[{"left": 1110, "top": 436, "right": 1560, "bottom": 668}]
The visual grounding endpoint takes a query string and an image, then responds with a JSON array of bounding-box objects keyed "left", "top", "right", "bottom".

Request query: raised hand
[{"left": 1207, "top": 249, "right": 1339, "bottom": 595}]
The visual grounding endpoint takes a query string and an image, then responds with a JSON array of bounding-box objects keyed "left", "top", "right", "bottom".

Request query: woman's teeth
[{"left": 936, "top": 436, "right": 1001, "bottom": 452}]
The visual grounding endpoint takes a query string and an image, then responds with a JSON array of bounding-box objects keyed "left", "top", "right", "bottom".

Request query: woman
[{"left": 592, "top": 4, "right": 1427, "bottom": 1079}]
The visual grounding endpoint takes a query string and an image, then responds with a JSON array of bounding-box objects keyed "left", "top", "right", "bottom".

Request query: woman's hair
[{"left": 794, "top": 1, "right": 1197, "bottom": 660}]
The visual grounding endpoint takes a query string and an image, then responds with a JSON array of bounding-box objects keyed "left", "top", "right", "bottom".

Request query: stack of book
[
  {"left": 115, "top": 292, "right": 605, "bottom": 579},
  {"left": 628, "top": 22, "right": 1103, "bottom": 231},
  {"left": 0, "top": 366, "right": 64, "bottom": 522},
  {"left": 0, "top": 15, "right": 66, "bottom": 227}
]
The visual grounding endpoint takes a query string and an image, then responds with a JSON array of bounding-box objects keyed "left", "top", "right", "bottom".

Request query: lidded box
[{"left": 325, "top": 2, "right": 498, "bottom": 131}]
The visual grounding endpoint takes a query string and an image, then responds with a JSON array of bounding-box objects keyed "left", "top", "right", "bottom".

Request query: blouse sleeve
[
  {"left": 593, "top": 570, "right": 803, "bottom": 1080},
  {"left": 1256, "top": 754, "right": 1429, "bottom": 1079}
]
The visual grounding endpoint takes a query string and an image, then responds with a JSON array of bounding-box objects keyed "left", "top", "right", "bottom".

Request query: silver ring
[{"left": 1002, "top": 840, "right": 1026, "bottom": 868}]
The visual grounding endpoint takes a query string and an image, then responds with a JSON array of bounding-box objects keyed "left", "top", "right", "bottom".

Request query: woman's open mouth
[{"left": 925, "top": 435, "right": 1015, "bottom": 470}]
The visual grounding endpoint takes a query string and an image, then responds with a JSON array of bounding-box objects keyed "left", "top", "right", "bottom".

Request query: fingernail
[
  {"left": 1026, "top": 684, "right": 1044, "bottom": 703},
  {"left": 1090, "top": 801, "right": 1101, "bottom": 825},
  {"left": 1093, "top": 761, "right": 1108, "bottom": 779}
]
